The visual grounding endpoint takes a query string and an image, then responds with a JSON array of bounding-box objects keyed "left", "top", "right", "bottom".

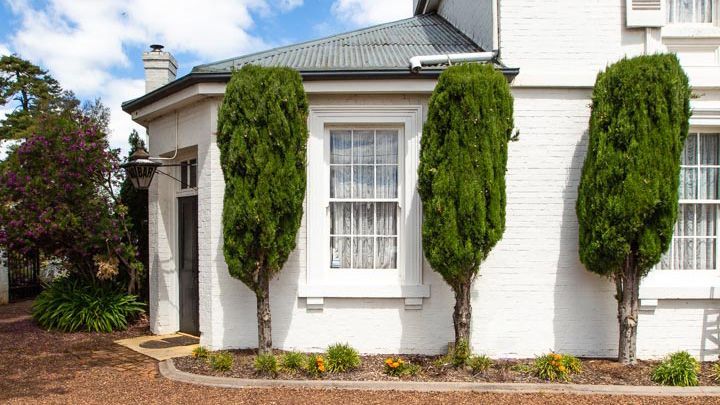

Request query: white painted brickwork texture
[{"left": 144, "top": 90, "right": 720, "bottom": 359}]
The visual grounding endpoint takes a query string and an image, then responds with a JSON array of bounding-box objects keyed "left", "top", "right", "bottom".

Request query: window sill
[
  {"left": 640, "top": 270, "right": 720, "bottom": 307},
  {"left": 662, "top": 24, "right": 720, "bottom": 38},
  {"left": 298, "top": 283, "right": 431, "bottom": 310}
]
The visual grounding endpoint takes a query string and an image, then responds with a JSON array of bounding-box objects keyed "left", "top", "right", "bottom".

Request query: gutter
[{"left": 121, "top": 67, "right": 519, "bottom": 113}]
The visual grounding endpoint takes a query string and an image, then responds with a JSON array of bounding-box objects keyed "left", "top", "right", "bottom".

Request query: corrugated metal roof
[{"left": 192, "top": 13, "right": 483, "bottom": 73}]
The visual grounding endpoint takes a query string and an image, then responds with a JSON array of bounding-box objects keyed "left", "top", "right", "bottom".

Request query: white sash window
[{"left": 668, "top": 0, "right": 714, "bottom": 23}]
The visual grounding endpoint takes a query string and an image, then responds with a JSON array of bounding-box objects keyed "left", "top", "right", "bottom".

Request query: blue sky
[{"left": 0, "top": 0, "right": 413, "bottom": 153}]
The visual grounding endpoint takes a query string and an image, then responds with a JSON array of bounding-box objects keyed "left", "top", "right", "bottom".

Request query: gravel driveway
[{"left": 1, "top": 300, "right": 717, "bottom": 405}]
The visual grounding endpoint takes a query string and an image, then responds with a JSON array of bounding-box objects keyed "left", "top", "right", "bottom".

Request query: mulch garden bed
[{"left": 174, "top": 350, "right": 720, "bottom": 386}]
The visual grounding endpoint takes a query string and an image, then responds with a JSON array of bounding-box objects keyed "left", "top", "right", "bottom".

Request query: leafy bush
[
  {"left": 467, "top": 355, "right": 493, "bottom": 374},
  {"left": 209, "top": 352, "right": 234, "bottom": 372},
  {"left": 32, "top": 275, "right": 144, "bottom": 332},
  {"left": 532, "top": 353, "right": 582, "bottom": 382},
  {"left": 305, "top": 354, "right": 326, "bottom": 376},
  {"left": 254, "top": 353, "right": 278, "bottom": 376},
  {"left": 651, "top": 351, "right": 699, "bottom": 387},
  {"left": 280, "top": 351, "right": 305, "bottom": 372},
  {"left": 192, "top": 346, "right": 209, "bottom": 360},
  {"left": 451, "top": 340, "right": 472, "bottom": 367},
  {"left": 326, "top": 343, "right": 361, "bottom": 373},
  {"left": 383, "top": 356, "right": 420, "bottom": 377}
]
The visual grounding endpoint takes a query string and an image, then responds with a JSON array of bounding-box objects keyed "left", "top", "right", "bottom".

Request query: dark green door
[{"left": 178, "top": 196, "right": 199, "bottom": 335}]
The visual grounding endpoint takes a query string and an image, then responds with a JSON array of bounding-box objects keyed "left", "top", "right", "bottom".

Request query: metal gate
[{"left": 8, "top": 250, "right": 41, "bottom": 301}]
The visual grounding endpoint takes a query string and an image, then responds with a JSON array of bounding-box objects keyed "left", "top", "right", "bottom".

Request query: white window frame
[
  {"left": 299, "top": 105, "right": 429, "bottom": 310},
  {"left": 641, "top": 107, "right": 720, "bottom": 305}
]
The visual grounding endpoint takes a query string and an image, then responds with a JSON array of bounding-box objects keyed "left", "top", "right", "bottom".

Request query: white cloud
[
  {"left": 331, "top": 0, "right": 413, "bottom": 27},
  {"left": 0, "top": 43, "right": 10, "bottom": 56},
  {"left": 4, "top": 0, "right": 298, "bottom": 154}
]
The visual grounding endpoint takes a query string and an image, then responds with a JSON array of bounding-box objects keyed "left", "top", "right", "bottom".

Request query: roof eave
[{"left": 121, "top": 67, "right": 520, "bottom": 113}]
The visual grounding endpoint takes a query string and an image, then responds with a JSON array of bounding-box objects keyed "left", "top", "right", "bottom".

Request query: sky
[{"left": 0, "top": 0, "right": 414, "bottom": 154}]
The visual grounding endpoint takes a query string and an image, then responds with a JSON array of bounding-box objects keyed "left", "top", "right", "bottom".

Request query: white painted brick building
[{"left": 122, "top": 0, "right": 720, "bottom": 360}]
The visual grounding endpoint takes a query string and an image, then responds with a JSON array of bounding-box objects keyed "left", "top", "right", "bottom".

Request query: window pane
[
  {"left": 683, "top": 133, "right": 697, "bottom": 165},
  {"left": 680, "top": 168, "right": 697, "bottom": 199},
  {"left": 330, "top": 166, "right": 351, "bottom": 198},
  {"left": 376, "top": 202, "right": 397, "bottom": 235},
  {"left": 353, "top": 237, "right": 374, "bottom": 268},
  {"left": 353, "top": 202, "right": 374, "bottom": 235},
  {"left": 353, "top": 165, "right": 375, "bottom": 198},
  {"left": 377, "top": 237, "right": 397, "bottom": 269},
  {"left": 180, "top": 161, "right": 188, "bottom": 189},
  {"left": 698, "top": 205, "right": 717, "bottom": 236},
  {"left": 330, "top": 130, "right": 352, "bottom": 164},
  {"left": 697, "top": 238, "right": 716, "bottom": 269},
  {"left": 376, "top": 130, "right": 398, "bottom": 164},
  {"left": 700, "top": 168, "right": 719, "bottom": 199},
  {"left": 330, "top": 203, "right": 352, "bottom": 235},
  {"left": 189, "top": 159, "right": 197, "bottom": 188},
  {"left": 376, "top": 166, "right": 398, "bottom": 198},
  {"left": 660, "top": 248, "right": 672, "bottom": 269},
  {"left": 330, "top": 237, "right": 351, "bottom": 268},
  {"left": 353, "top": 130, "right": 374, "bottom": 164},
  {"left": 700, "top": 134, "right": 719, "bottom": 165},
  {"left": 681, "top": 204, "right": 695, "bottom": 237},
  {"left": 668, "top": 0, "right": 713, "bottom": 23}
]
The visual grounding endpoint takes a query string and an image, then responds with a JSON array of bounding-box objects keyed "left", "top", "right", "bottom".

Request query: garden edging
[{"left": 159, "top": 359, "right": 720, "bottom": 396}]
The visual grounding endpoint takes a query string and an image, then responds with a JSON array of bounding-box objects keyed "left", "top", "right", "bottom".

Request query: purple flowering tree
[{"left": 0, "top": 111, "right": 142, "bottom": 293}]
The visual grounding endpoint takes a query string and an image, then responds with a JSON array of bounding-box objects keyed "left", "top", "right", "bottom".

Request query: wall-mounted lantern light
[{"left": 121, "top": 147, "right": 162, "bottom": 190}]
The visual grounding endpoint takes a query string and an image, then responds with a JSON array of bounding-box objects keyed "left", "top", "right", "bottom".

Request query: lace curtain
[
  {"left": 661, "top": 133, "right": 720, "bottom": 270},
  {"left": 668, "top": 0, "right": 714, "bottom": 23},
  {"left": 329, "top": 129, "right": 398, "bottom": 269}
]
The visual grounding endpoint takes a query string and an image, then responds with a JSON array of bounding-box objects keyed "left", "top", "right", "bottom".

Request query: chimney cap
[{"left": 150, "top": 44, "right": 164, "bottom": 52}]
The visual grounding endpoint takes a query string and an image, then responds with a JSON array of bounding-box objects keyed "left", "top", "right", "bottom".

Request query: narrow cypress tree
[
  {"left": 418, "top": 64, "right": 514, "bottom": 347},
  {"left": 576, "top": 54, "right": 690, "bottom": 364},
  {"left": 217, "top": 65, "right": 308, "bottom": 354}
]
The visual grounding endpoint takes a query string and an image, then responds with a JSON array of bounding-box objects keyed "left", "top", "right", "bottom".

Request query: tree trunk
[
  {"left": 453, "top": 280, "right": 473, "bottom": 345},
  {"left": 256, "top": 272, "right": 272, "bottom": 354},
  {"left": 616, "top": 254, "right": 640, "bottom": 365}
]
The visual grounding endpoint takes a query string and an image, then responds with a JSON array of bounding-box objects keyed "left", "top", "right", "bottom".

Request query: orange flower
[
  {"left": 558, "top": 365, "right": 566, "bottom": 372},
  {"left": 552, "top": 353, "right": 562, "bottom": 361},
  {"left": 392, "top": 362, "right": 400, "bottom": 368},
  {"left": 318, "top": 364, "right": 325, "bottom": 372},
  {"left": 385, "top": 358, "right": 394, "bottom": 365}
]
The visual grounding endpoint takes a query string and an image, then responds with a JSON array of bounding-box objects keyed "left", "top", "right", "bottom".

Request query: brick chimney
[{"left": 142, "top": 44, "right": 178, "bottom": 93}]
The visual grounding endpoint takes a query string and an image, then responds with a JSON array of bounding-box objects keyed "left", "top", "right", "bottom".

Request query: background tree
[
  {"left": 576, "top": 54, "right": 691, "bottom": 364},
  {"left": 216, "top": 65, "right": 308, "bottom": 354},
  {"left": 418, "top": 63, "right": 514, "bottom": 347},
  {"left": 119, "top": 130, "right": 149, "bottom": 301},
  {"left": 0, "top": 55, "right": 64, "bottom": 140}
]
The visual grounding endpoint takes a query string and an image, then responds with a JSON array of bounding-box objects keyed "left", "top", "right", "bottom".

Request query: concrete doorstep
[{"left": 159, "top": 359, "right": 720, "bottom": 396}]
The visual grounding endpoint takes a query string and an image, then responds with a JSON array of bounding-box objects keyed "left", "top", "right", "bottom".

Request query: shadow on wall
[
  {"left": 701, "top": 303, "right": 719, "bottom": 361},
  {"left": 553, "top": 129, "right": 618, "bottom": 358}
]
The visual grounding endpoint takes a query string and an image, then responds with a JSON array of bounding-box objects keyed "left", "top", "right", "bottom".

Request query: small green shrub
[
  {"left": 254, "top": 353, "right": 278, "bottom": 376},
  {"left": 510, "top": 363, "right": 532, "bottom": 374},
  {"left": 467, "top": 355, "right": 493, "bottom": 374},
  {"left": 712, "top": 362, "right": 720, "bottom": 382},
  {"left": 450, "top": 339, "right": 471, "bottom": 367},
  {"left": 209, "top": 352, "right": 234, "bottom": 372},
  {"left": 383, "top": 356, "right": 420, "bottom": 377},
  {"left": 651, "top": 351, "right": 700, "bottom": 387},
  {"left": 305, "top": 354, "right": 326, "bottom": 376},
  {"left": 326, "top": 343, "right": 361, "bottom": 373},
  {"left": 280, "top": 351, "right": 305, "bottom": 372},
  {"left": 192, "top": 346, "right": 209, "bottom": 360},
  {"left": 532, "top": 353, "right": 582, "bottom": 382},
  {"left": 32, "top": 275, "right": 144, "bottom": 333}
]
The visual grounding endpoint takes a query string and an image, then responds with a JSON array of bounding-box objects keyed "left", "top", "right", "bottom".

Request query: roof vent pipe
[{"left": 409, "top": 51, "right": 497, "bottom": 73}]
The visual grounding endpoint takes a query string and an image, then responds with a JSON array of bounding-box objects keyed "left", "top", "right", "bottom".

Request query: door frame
[{"left": 177, "top": 195, "right": 199, "bottom": 336}]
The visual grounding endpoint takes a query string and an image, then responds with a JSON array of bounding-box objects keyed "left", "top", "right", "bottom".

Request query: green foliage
[
  {"left": 651, "top": 351, "right": 700, "bottom": 387},
  {"left": 209, "top": 352, "right": 234, "bottom": 372},
  {"left": 253, "top": 353, "right": 278, "bottom": 376},
  {"left": 216, "top": 65, "right": 308, "bottom": 291},
  {"left": 325, "top": 343, "right": 361, "bottom": 373},
  {"left": 467, "top": 355, "right": 493, "bottom": 374},
  {"left": 451, "top": 339, "right": 472, "bottom": 367},
  {"left": 531, "top": 353, "right": 582, "bottom": 382},
  {"left": 577, "top": 54, "right": 691, "bottom": 277},
  {"left": 418, "top": 63, "right": 514, "bottom": 288},
  {"left": 31, "top": 275, "right": 144, "bottom": 333},
  {"left": 305, "top": 354, "right": 326, "bottom": 376},
  {"left": 383, "top": 356, "right": 420, "bottom": 377},
  {"left": 280, "top": 351, "right": 305, "bottom": 372},
  {"left": 192, "top": 346, "right": 209, "bottom": 360}
]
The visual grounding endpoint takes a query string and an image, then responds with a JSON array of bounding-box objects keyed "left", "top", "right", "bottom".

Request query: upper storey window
[{"left": 668, "top": 0, "right": 714, "bottom": 23}]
